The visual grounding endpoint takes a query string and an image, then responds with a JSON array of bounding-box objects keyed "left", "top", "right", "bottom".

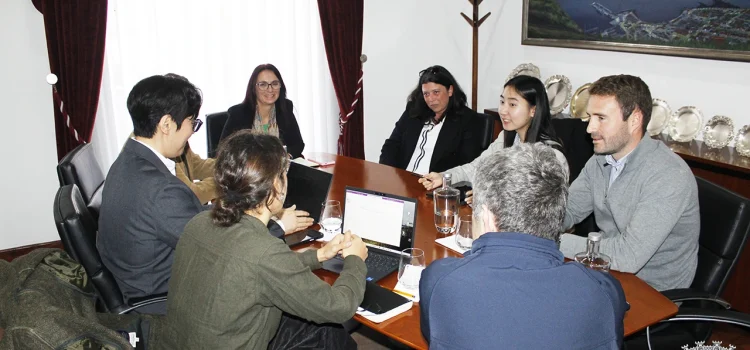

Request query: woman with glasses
[
  {"left": 221, "top": 63, "right": 305, "bottom": 158},
  {"left": 379, "top": 65, "right": 484, "bottom": 174}
]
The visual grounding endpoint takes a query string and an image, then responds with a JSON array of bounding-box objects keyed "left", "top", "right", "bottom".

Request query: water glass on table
[
  {"left": 398, "top": 248, "right": 425, "bottom": 290},
  {"left": 320, "top": 200, "right": 342, "bottom": 234},
  {"left": 455, "top": 214, "right": 473, "bottom": 250}
]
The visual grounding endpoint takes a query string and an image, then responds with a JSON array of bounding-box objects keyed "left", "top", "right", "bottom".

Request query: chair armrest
[
  {"left": 113, "top": 293, "right": 168, "bottom": 314},
  {"left": 660, "top": 288, "right": 731, "bottom": 309},
  {"left": 664, "top": 308, "right": 750, "bottom": 329}
]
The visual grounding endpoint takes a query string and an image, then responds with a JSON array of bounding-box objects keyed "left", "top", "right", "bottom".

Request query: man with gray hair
[{"left": 419, "top": 143, "right": 628, "bottom": 349}]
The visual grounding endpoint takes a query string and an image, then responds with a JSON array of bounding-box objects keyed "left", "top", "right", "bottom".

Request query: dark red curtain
[
  {"left": 32, "top": 0, "right": 108, "bottom": 161},
  {"left": 317, "top": 0, "right": 365, "bottom": 159}
]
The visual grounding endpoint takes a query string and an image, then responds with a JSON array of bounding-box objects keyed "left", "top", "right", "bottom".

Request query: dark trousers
[{"left": 268, "top": 313, "right": 356, "bottom": 350}]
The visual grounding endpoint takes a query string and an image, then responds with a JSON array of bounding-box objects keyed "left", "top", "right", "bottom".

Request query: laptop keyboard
[{"left": 365, "top": 253, "right": 399, "bottom": 274}]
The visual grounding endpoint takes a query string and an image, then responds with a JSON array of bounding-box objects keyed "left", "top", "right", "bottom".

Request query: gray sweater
[{"left": 560, "top": 136, "right": 700, "bottom": 291}]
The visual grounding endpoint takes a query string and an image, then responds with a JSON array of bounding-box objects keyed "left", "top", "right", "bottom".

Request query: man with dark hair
[
  {"left": 98, "top": 74, "right": 205, "bottom": 314},
  {"left": 419, "top": 143, "right": 627, "bottom": 349},
  {"left": 559, "top": 74, "right": 700, "bottom": 291}
]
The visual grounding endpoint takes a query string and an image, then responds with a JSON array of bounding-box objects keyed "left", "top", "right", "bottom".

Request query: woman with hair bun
[{"left": 163, "top": 130, "right": 368, "bottom": 349}]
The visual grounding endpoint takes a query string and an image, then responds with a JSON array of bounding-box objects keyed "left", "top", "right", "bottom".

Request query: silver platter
[
  {"left": 702, "top": 115, "right": 734, "bottom": 149},
  {"left": 544, "top": 75, "right": 572, "bottom": 115},
  {"left": 668, "top": 106, "right": 703, "bottom": 143},
  {"left": 505, "top": 63, "right": 541, "bottom": 83},
  {"left": 736, "top": 125, "right": 750, "bottom": 157},
  {"left": 647, "top": 99, "right": 671, "bottom": 136},
  {"left": 570, "top": 83, "right": 591, "bottom": 121}
]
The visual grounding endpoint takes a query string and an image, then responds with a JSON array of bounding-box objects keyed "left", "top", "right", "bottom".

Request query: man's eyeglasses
[
  {"left": 191, "top": 118, "right": 203, "bottom": 133},
  {"left": 257, "top": 81, "right": 282, "bottom": 91}
]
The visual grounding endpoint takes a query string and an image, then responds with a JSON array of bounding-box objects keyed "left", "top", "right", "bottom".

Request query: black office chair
[
  {"left": 477, "top": 113, "right": 497, "bottom": 151},
  {"left": 206, "top": 111, "right": 229, "bottom": 158},
  {"left": 626, "top": 176, "right": 750, "bottom": 349},
  {"left": 53, "top": 184, "right": 166, "bottom": 314},
  {"left": 550, "top": 118, "right": 598, "bottom": 236},
  {"left": 57, "top": 143, "right": 105, "bottom": 220}
]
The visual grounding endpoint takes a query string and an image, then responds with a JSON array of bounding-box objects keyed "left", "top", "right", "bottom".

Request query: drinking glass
[
  {"left": 455, "top": 215, "right": 473, "bottom": 250},
  {"left": 434, "top": 190, "right": 459, "bottom": 235},
  {"left": 398, "top": 248, "right": 425, "bottom": 290},
  {"left": 320, "top": 200, "right": 342, "bottom": 234}
]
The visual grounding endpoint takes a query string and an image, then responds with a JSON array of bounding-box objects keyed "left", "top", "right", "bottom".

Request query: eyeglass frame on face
[
  {"left": 256, "top": 80, "right": 282, "bottom": 91},
  {"left": 190, "top": 117, "right": 203, "bottom": 133}
]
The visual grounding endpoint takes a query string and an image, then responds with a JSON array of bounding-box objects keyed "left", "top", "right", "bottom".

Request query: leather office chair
[
  {"left": 626, "top": 177, "right": 750, "bottom": 349},
  {"left": 53, "top": 184, "right": 166, "bottom": 314},
  {"left": 550, "top": 118, "right": 598, "bottom": 236},
  {"left": 206, "top": 111, "right": 229, "bottom": 158},
  {"left": 57, "top": 143, "right": 105, "bottom": 220},
  {"left": 477, "top": 113, "right": 497, "bottom": 151}
]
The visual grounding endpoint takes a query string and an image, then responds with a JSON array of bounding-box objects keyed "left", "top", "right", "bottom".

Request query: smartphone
[{"left": 284, "top": 229, "right": 324, "bottom": 247}]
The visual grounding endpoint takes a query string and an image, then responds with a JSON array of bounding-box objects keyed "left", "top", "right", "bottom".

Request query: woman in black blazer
[
  {"left": 379, "top": 65, "right": 484, "bottom": 174},
  {"left": 220, "top": 64, "right": 305, "bottom": 158}
]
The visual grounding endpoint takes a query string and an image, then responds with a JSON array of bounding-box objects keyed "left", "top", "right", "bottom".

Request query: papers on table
[
  {"left": 318, "top": 228, "right": 340, "bottom": 242},
  {"left": 435, "top": 235, "right": 470, "bottom": 254},
  {"left": 356, "top": 301, "right": 413, "bottom": 324},
  {"left": 292, "top": 157, "right": 319, "bottom": 167},
  {"left": 393, "top": 266, "right": 423, "bottom": 302}
]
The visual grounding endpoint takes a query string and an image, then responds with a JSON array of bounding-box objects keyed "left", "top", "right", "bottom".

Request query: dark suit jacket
[
  {"left": 97, "top": 139, "right": 205, "bottom": 314},
  {"left": 221, "top": 99, "right": 305, "bottom": 158},
  {"left": 379, "top": 104, "right": 484, "bottom": 173}
]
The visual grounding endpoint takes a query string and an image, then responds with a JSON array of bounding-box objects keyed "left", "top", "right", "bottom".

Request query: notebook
[
  {"left": 321, "top": 187, "right": 417, "bottom": 282},
  {"left": 283, "top": 162, "right": 333, "bottom": 222}
]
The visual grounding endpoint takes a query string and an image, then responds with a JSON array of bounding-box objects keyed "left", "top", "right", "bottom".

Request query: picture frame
[{"left": 522, "top": 0, "right": 750, "bottom": 62}]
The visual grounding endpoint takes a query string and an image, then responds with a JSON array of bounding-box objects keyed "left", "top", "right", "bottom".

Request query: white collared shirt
[
  {"left": 406, "top": 120, "right": 445, "bottom": 175},
  {"left": 132, "top": 138, "right": 176, "bottom": 176}
]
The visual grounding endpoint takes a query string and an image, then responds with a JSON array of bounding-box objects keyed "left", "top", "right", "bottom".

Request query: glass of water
[
  {"left": 320, "top": 200, "right": 342, "bottom": 234},
  {"left": 398, "top": 248, "right": 425, "bottom": 290},
  {"left": 455, "top": 215, "right": 473, "bottom": 250}
]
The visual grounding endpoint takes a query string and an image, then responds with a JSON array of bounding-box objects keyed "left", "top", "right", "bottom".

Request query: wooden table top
[{"left": 304, "top": 153, "right": 678, "bottom": 350}]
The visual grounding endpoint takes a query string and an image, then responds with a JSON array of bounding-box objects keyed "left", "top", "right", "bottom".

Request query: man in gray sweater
[{"left": 559, "top": 75, "right": 699, "bottom": 291}]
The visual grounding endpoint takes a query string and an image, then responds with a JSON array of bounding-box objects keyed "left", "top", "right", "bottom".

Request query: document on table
[{"left": 435, "top": 235, "right": 470, "bottom": 254}]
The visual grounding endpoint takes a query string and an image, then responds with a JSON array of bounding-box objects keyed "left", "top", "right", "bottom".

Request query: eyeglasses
[
  {"left": 191, "top": 118, "right": 203, "bottom": 133},
  {"left": 257, "top": 81, "right": 281, "bottom": 91}
]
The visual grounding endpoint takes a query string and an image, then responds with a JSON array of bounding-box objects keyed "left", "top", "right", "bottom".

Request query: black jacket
[
  {"left": 221, "top": 99, "right": 305, "bottom": 158},
  {"left": 379, "top": 104, "right": 484, "bottom": 173}
]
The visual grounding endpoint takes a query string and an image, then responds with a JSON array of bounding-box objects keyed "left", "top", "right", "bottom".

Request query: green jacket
[{"left": 161, "top": 212, "right": 367, "bottom": 349}]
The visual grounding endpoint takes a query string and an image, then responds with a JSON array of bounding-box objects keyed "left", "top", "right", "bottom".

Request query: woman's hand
[
  {"left": 317, "top": 231, "right": 353, "bottom": 262},
  {"left": 419, "top": 172, "right": 443, "bottom": 190},
  {"left": 278, "top": 205, "right": 314, "bottom": 234}
]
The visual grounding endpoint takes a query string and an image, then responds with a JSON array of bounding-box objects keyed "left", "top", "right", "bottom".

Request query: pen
[{"left": 392, "top": 289, "right": 415, "bottom": 299}]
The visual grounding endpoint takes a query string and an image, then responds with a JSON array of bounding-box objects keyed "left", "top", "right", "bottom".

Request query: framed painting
[{"left": 522, "top": 0, "right": 750, "bottom": 62}]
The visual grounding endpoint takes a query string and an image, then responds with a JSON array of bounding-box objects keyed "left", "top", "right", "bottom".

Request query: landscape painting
[{"left": 522, "top": 0, "right": 750, "bottom": 62}]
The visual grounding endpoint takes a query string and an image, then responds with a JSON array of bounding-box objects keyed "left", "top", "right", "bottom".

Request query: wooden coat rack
[{"left": 461, "top": 0, "right": 491, "bottom": 111}]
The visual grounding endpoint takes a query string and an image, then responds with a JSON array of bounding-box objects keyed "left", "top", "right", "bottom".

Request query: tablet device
[{"left": 359, "top": 281, "right": 410, "bottom": 315}]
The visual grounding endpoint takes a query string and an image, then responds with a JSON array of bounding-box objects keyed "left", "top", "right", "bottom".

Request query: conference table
[{"left": 302, "top": 153, "right": 678, "bottom": 349}]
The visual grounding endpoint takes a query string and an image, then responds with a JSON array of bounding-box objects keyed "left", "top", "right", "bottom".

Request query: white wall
[
  {"left": 363, "top": 0, "right": 750, "bottom": 160},
  {"left": 0, "top": 1, "right": 60, "bottom": 250}
]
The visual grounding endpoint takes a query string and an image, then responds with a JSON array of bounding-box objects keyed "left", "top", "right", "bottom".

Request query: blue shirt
[
  {"left": 605, "top": 152, "right": 631, "bottom": 187},
  {"left": 419, "top": 232, "right": 628, "bottom": 349}
]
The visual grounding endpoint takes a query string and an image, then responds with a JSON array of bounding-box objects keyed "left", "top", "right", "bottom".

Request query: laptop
[
  {"left": 283, "top": 162, "right": 333, "bottom": 222},
  {"left": 321, "top": 187, "right": 417, "bottom": 282}
]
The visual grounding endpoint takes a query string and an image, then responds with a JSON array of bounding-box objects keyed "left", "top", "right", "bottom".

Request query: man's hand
[
  {"left": 419, "top": 172, "right": 443, "bottom": 190},
  {"left": 316, "top": 232, "right": 353, "bottom": 262},
  {"left": 279, "top": 205, "right": 314, "bottom": 234},
  {"left": 465, "top": 190, "right": 473, "bottom": 205},
  {"left": 341, "top": 231, "right": 368, "bottom": 261}
]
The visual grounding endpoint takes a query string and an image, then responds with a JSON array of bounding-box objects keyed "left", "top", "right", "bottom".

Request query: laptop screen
[
  {"left": 342, "top": 187, "right": 416, "bottom": 253},
  {"left": 284, "top": 162, "right": 333, "bottom": 222}
]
